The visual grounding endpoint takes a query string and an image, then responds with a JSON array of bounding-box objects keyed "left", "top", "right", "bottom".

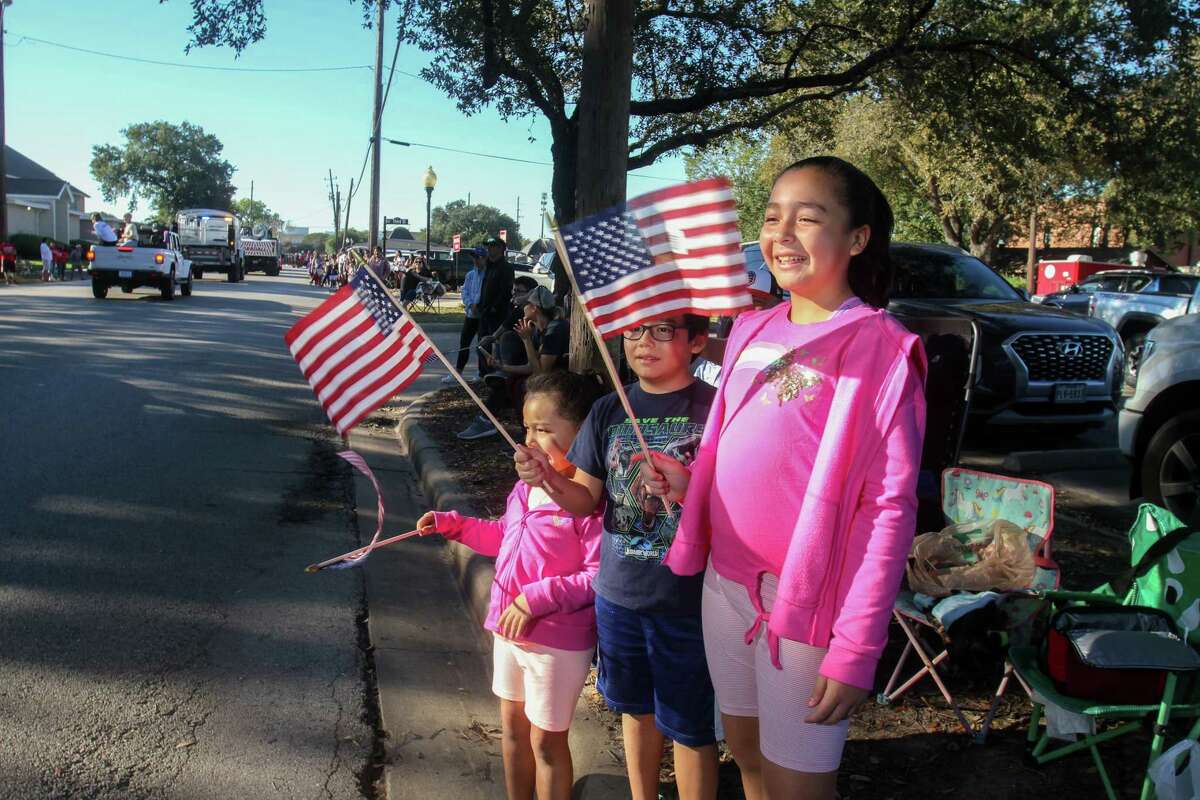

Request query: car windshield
[{"left": 891, "top": 248, "right": 1021, "bottom": 300}]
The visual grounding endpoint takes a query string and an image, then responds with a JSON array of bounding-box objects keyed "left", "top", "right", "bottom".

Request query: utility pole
[
  {"left": 368, "top": 0, "right": 384, "bottom": 250},
  {"left": 335, "top": 187, "right": 342, "bottom": 245},
  {"left": 516, "top": 196, "right": 521, "bottom": 234},
  {"left": 540, "top": 193, "right": 547, "bottom": 240},
  {"left": 342, "top": 178, "right": 355, "bottom": 251},
  {"left": 0, "top": 1, "right": 11, "bottom": 244},
  {"left": 327, "top": 170, "right": 340, "bottom": 244}
]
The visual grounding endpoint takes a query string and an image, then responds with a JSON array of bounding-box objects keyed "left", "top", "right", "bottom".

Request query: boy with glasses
[{"left": 515, "top": 313, "right": 719, "bottom": 800}]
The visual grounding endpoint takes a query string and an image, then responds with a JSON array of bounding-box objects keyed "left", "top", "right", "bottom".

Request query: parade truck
[
  {"left": 88, "top": 228, "right": 193, "bottom": 301},
  {"left": 175, "top": 208, "right": 244, "bottom": 282},
  {"left": 240, "top": 224, "right": 281, "bottom": 275}
]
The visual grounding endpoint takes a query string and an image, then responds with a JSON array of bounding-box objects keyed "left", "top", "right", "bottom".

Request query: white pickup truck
[{"left": 88, "top": 229, "right": 193, "bottom": 300}]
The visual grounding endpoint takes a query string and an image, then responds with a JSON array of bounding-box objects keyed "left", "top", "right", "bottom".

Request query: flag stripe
[
  {"left": 626, "top": 177, "right": 732, "bottom": 210},
  {"left": 313, "top": 318, "right": 418, "bottom": 399},
  {"left": 593, "top": 287, "right": 752, "bottom": 333},
  {"left": 560, "top": 177, "right": 752, "bottom": 341},
  {"left": 285, "top": 268, "right": 431, "bottom": 434},
  {"left": 285, "top": 289, "right": 356, "bottom": 351},
  {"left": 319, "top": 328, "right": 426, "bottom": 412}
]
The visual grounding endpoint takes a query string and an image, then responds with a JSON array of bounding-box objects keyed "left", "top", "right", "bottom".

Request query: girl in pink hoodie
[
  {"left": 417, "top": 370, "right": 605, "bottom": 800},
  {"left": 647, "top": 157, "right": 927, "bottom": 799}
]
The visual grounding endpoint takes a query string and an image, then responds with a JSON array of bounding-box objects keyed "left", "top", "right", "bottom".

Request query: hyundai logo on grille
[{"left": 1059, "top": 341, "right": 1083, "bottom": 358}]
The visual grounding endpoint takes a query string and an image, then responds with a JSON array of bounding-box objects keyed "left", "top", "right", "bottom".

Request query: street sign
[
  {"left": 384, "top": 217, "right": 409, "bottom": 225},
  {"left": 452, "top": 233, "right": 461, "bottom": 253},
  {"left": 499, "top": 229, "right": 507, "bottom": 242}
]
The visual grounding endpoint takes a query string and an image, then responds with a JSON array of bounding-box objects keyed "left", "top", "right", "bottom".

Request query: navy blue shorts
[{"left": 594, "top": 594, "right": 716, "bottom": 747}]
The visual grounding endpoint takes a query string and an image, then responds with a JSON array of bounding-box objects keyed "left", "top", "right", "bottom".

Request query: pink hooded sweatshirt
[
  {"left": 434, "top": 481, "right": 603, "bottom": 651},
  {"left": 664, "top": 303, "right": 927, "bottom": 690}
]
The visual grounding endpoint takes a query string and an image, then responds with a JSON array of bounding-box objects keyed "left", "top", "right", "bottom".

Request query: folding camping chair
[
  {"left": 1010, "top": 504, "right": 1200, "bottom": 799},
  {"left": 879, "top": 468, "right": 1060, "bottom": 739}
]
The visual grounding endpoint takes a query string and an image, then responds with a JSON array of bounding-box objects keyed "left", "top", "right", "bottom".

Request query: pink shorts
[
  {"left": 702, "top": 566, "right": 849, "bottom": 773},
  {"left": 492, "top": 635, "right": 594, "bottom": 732}
]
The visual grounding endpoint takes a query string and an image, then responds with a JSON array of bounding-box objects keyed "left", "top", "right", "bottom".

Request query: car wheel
[
  {"left": 195, "top": 269, "right": 204, "bottom": 280},
  {"left": 91, "top": 279, "right": 107, "bottom": 299},
  {"left": 1142, "top": 409, "right": 1200, "bottom": 526},
  {"left": 181, "top": 273, "right": 193, "bottom": 297},
  {"left": 227, "top": 263, "right": 238, "bottom": 283},
  {"left": 161, "top": 269, "right": 176, "bottom": 301},
  {"left": 1123, "top": 332, "right": 1148, "bottom": 387}
]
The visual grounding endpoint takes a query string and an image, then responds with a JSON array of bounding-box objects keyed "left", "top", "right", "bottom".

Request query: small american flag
[
  {"left": 285, "top": 267, "right": 432, "bottom": 434},
  {"left": 560, "top": 177, "right": 752, "bottom": 337}
]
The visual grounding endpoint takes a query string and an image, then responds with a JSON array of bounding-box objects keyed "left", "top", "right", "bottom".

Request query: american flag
[
  {"left": 285, "top": 268, "right": 433, "bottom": 434},
  {"left": 559, "top": 177, "right": 752, "bottom": 337}
]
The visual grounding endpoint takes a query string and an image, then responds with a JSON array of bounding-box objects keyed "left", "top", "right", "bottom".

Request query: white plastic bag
[{"left": 1151, "top": 739, "right": 1200, "bottom": 800}]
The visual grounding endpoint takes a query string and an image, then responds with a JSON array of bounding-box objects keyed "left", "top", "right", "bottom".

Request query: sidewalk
[{"left": 348, "top": 397, "right": 626, "bottom": 800}]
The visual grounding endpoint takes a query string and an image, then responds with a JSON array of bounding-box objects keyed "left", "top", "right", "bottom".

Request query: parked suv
[
  {"left": 1119, "top": 314, "right": 1200, "bottom": 525},
  {"left": 1032, "top": 269, "right": 1162, "bottom": 316},
  {"left": 743, "top": 242, "right": 1124, "bottom": 431}
]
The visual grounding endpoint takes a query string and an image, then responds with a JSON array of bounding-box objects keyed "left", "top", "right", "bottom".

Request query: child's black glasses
[{"left": 622, "top": 323, "right": 683, "bottom": 342}]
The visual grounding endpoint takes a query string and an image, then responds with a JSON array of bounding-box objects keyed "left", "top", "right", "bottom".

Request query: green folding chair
[{"left": 1010, "top": 504, "right": 1200, "bottom": 799}]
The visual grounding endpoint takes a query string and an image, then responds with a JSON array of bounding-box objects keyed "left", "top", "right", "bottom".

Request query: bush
[{"left": 9, "top": 233, "right": 43, "bottom": 259}]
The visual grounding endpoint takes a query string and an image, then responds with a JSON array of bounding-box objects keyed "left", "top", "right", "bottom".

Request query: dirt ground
[{"left": 401, "top": 388, "right": 1159, "bottom": 799}]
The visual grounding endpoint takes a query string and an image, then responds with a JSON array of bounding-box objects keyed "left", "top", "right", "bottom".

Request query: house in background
[
  {"left": 277, "top": 224, "right": 310, "bottom": 247},
  {"left": 4, "top": 146, "right": 91, "bottom": 242}
]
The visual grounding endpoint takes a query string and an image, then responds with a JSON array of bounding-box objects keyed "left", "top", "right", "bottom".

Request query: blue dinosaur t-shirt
[{"left": 567, "top": 380, "right": 715, "bottom": 614}]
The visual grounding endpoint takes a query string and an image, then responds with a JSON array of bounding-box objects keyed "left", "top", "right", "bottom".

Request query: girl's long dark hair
[{"left": 774, "top": 156, "right": 894, "bottom": 308}]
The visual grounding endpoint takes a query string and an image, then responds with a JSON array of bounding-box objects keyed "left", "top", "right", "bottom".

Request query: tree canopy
[
  {"left": 426, "top": 200, "right": 522, "bottom": 249},
  {"left": 168, "top": 0, "right": 1194, "bottom": 231},
  {"left": 90, "top": 120, "right": 236, "bottom": 221},
  {"left": 230, "top": 197, "right": 283, "bottom": 234}
]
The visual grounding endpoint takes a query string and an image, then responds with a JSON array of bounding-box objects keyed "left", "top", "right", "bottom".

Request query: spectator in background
[
  {"left": 443, "top": 246, "right": 488, "bottom": 385},
  {"left": 39, "top": 238, "right": 53, "bottom": 282},
  {"left": 92, "top": 213, "right": 117, "bottom": 246},
  {"left": 477, "top": 236, "right": 515, "bottom": 375},
  {"left": 53, "top": 243, "right": 68, "bottom": 281}
]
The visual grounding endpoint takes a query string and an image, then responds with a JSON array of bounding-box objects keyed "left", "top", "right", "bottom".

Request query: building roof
[
  {"left": 4, "top": 146, "right": 89, "bottom": 199},
  {"left": 8, "top": 177, "right": 66, "bottom": 198}
]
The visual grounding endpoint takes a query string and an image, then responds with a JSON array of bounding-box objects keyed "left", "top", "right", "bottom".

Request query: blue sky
[{"left": 6, "top": 0, "right": 688, "bottom": 236}]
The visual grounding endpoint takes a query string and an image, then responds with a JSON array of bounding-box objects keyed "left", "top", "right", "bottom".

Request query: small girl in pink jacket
[
  {"left": 417, "top": 370, "right": 605, "bottom": 800},
  {"left": 647, "top": 157, "right": 927, "bottom": 799}
]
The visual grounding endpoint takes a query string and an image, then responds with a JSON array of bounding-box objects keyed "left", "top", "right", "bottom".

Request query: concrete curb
[
  {"left": 395, "top": 391, "right": 628, "bottom": 799},
  {"left": 1001, "top": 447, "right": 1126, "bottom": 475},
  {"left": 396, "top": 393, "right": 497, "bottom": 642}
]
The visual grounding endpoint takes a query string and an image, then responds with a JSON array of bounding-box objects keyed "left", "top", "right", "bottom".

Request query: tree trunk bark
[
  {"left": 1025, "top": 205, "right": 1038, "bottom": 294},
  {"left": 568, "top": 0, "right": 635, "bottom": 377}
]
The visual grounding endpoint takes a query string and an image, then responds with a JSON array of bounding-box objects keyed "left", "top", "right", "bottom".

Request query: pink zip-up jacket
[
  {"left": 664, "top": 303, "right": 927, "bottom": 689},
  {"left": 433, "top": 481, "right": 603, "bottom": 651}
]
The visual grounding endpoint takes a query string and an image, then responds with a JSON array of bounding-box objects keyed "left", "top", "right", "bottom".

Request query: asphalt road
[{"left": 0, "top": 269, "right": 381, "bottom": 799}]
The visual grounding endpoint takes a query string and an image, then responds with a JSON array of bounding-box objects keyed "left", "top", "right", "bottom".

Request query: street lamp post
[{"left": 423, "top": 166, "right": 437, "bottom": 264}]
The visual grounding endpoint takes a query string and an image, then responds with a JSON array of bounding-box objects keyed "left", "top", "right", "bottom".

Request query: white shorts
[
  {"left": 701, "top": 566, "right": 849, "bottom": 773},
  {"left": 492, "top": 635, "right": 594, "bottom": 732}
]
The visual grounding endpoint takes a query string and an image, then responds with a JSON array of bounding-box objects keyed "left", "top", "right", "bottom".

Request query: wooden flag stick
[
  {"left": 545, "top": 213, "right": 676, "bottom": 520},
  {"left": 359, "top": 265, "right": 523, "bottom": 452},
  {"left": 305, "top": 528, "right": 422, "bottom": 572}
]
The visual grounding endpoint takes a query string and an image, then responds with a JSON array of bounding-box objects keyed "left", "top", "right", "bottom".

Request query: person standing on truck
[{"left": 92, "top": 213, "right": 118, "bottom": 246}]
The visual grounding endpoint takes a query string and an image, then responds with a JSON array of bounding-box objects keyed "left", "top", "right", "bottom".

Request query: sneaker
[
  {"left": 457, "top": 416, "right": 499, "bottom": 440},
  {"left": 440, "top": 374, "right": 458, "bottom": 385}
]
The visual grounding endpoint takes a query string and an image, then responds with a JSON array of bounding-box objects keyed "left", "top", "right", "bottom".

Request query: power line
[
  {"left": 9, "top": 33, "right": 424, "bottom": 76},
  {"left": 382, "top": 138, "right": 678, "bottom": 182}
]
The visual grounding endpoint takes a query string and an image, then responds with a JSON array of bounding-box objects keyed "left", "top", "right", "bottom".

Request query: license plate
[
  {"left": 1054, "top": 383, "right": 1087, "bottom": 403},
  {"left": 118, "top": 270, "right": 133, "bottom": 279}
]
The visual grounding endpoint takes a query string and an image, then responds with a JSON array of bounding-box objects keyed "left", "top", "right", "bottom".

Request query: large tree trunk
[
  {"left": 1025, "top": 205, "right": 1039, "bottom": 294},
  {"left": 567, "top": 0, "right": 635, "bottom": 376}
]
